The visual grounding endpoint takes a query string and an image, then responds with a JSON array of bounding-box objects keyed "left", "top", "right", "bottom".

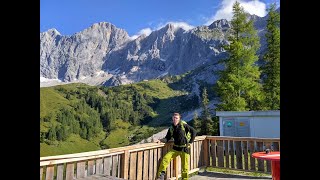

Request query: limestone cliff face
[
  {"left": 102, "top": 22, "right": 230, "bottom": 86},
  {"left": 40, "top": 22, "right": 129, "bottom": 82}
]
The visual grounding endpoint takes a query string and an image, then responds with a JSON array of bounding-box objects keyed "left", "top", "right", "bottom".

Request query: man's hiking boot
[{"left": 156, "top": 171, "right": 165, "bottom": 180}]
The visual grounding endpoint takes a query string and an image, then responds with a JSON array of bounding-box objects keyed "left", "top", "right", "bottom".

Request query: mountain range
[{"left": 40, "top": 8, "right": 279, "bottom": 88}]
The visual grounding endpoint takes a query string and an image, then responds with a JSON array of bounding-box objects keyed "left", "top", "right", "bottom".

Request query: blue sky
[{"left": 40, "top": 0, "right": 280, "bottom": 37}]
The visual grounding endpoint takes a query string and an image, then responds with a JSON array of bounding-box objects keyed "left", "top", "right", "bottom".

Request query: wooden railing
[
  {"left": 40, "top": 136, "right": 280, "bottom": 180},
  {"left": 205, "top": 136, "right": 280, "bottom": 173}
]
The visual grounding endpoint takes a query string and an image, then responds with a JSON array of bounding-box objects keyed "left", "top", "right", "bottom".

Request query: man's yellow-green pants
[{"left": 157, "top": 149, "right": 190, "bottom": 180}]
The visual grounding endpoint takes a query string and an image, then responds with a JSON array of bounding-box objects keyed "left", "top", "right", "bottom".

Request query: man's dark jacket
[{"left": 163, "top": 120, "right": 197, "bottom": 153}]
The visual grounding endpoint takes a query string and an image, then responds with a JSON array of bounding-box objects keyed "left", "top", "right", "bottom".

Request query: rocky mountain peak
[
  {"left": 76, "top": 22, "right": 129, "bottom": 40},
  {"left": 208, "top": 19, "right": 231, "bottom": 29},
  {"left": 88, "top": 22, "right": 118, "bottom": 32},
  {"left": 41, "top": 28, "right": 61, "bottom": 38}
]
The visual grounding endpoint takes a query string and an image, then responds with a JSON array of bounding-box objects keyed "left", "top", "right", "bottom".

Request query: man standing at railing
[{"left": 155, "top": 112, "right": 197, "bottom": 180}]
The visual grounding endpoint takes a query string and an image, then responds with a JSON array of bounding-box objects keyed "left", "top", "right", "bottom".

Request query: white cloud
[
  {"left": 156, "top": 21, "right": 195, "bottom": 31},
  {"left": 129, "top": 28, "right": 152, "bottom": 40},
  {"left": 205, "top": 0, "right": 267, "bottom": 25},
  {"left": 130, "top": 21, "right": 195, "bottom": 40}
]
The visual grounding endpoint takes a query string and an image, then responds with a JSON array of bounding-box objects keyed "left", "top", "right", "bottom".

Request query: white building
[{"left": 216, "top": 110, "right": 280, "bottom": 138}]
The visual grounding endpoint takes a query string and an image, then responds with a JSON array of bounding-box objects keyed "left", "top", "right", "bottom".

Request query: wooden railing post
[
  {"left": 243, "top": 141, "right": 248, "bottom": 170},
  {"left": 77, "top": 161, "right": 86, "bottom": 178},
  {"left": 256, "top": 141, "right": 264, "bottom": 171},
  {"left": 210, "top": 139, "right": 216, "bottom": 167},
  {"left": 229, "top": 140, "right": 235, "bottom": 168},
  {"left": 203, "top": 138, "right": 209, "bottom": 167},
  {"left": 96, "top": 158, "right": 103, "bottom": 175},
  {"left": 217, "top": 140, "right": 224, "bottom": 167},
  {"left": 224, "top": 140, "right": 229, "bottom": 168},
  {"left": 121, "top": 150, "right": 129, "bottom": 179},
  {"left": 40, "top": 167, "right": 43, "bottom": 180},
  {"left": 103, "top": 156, "right": 112, "bottom": 176},
  {"left": 57, "top": 164, "right": 64, "bottom": 180},
  {"left": 264, "top": 142, "right": 272, "bottom": 172},
  {"left": 235, "top": 141, "right": 243, "bottom": 169},
  {"left": 249, "top": 140, "right": 256, "bottom": 171},
  {"left": 143, "top": 150, "right": 149, "bottom": 180},
  {"left": 149, "top": 149, "right": 154, "bottom": 180},
  {"left": 112, "top": 155, "right": 118, "bottom": 177},
  {"left": 174, "top": 157, "right": 179, "bottom": 179},
  {"left": 88, "top": 160, "right": 94, "bottom": 175},
  {"left": 65, "top": 163, "right": 74, "bottom": 180},
  {"left": 129, "top": 152, "right": 137, "bottom": 180},
  {"left": 45, "top": 165, "right": 54, "bottom": 180}
]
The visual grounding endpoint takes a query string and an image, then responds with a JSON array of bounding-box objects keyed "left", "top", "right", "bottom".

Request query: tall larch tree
[
  {"left": 261, "top": 3, "right": 280, "bottom": 110},
  {"left": 216, "top": 1, "right": 264, "bottom": 111}
]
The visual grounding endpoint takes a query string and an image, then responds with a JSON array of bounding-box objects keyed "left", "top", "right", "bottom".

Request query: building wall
[
  {"left": 250, "top": 116, "right": 280, "bottom": 138},
  {"left": 217, "top": 111, "right": 280, "bottom": 138}
]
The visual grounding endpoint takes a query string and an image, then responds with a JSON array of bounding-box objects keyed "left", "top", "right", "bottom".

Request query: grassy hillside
[
  {"left": 40, "top": 77, "right": 208, "bottom": 157},
  {"left": 40, "top": 134, "right": 102, "bottom": 157},
  {"left": 40, "top": 87, "right": 70, "bottom": 118}
]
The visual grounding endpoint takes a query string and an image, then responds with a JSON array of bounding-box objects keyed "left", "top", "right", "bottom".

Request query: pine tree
[
  {"left": 47, "top": 126, "right": 57, "bottom": 141},
  {"left": 216, "top": 1, "right": 264, "bottom": 111},
  {"left": 192, "top": 111, "right": 201, "bottom": 135},
  {"left": 261, "top": 3, "right": 280, "bottom": 110},
  {"left": 56, "top": 126, "right": 64, "bottom": 141},
  {"left": 200, "top": 88, "right": 214, "bottom": 135}
]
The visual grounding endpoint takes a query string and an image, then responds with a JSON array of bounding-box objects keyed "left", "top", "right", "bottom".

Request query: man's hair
[{"left": 173, "top": 113, "right": 181, "bottom": 118}]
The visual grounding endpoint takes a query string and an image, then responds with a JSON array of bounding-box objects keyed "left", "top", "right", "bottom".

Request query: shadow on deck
[
  {"left": 75, "top": 174, "right": 125, "bottom": 180},
  {"left": 76, "top": 172, "right": 272, "bottom": 180},
  {"left": 190, "top": 171, "right": 272, "bottom": 180}
]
